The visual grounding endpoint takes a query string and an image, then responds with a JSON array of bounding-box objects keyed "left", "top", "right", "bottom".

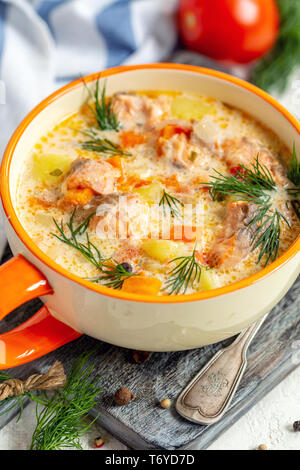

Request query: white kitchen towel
[{"left": 0, "top": 0, "right": 178, "bottom": 255}]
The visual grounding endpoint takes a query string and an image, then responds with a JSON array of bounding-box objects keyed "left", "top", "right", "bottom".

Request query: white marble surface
[{"left": 0, "top": 365, "right": 299, "bottom": 450}]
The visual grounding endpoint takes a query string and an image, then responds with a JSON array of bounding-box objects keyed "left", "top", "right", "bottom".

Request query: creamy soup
[{"left": 16, "top": 84, "right": 300, "bottom": 296}]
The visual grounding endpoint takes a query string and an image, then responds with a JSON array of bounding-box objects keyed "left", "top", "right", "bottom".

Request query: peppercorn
[
  {"left": 257, "top": 444, "right": 267, "bottom": 450},
  {"left": 120, "top": 262, "right": 133, "bottom": 273},
  {"left": 94, "top": 436, "right": 105, "bottom": 448},
  {"left": 160, "top": 398, "right": 171, "bottom": 409},
  {"left": 132, "top": 350, "right": 151, "bottom": 364},
  {"left": 114, "top": 387, "right": 135, "bottom": 405},
  {"left": 293, "top": 421, "right": 300, "bottom": 432}
]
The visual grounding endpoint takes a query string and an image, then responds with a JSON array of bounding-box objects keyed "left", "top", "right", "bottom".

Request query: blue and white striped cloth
[{"left": 0, "top": 0, "right": 178, "bottom": 254}]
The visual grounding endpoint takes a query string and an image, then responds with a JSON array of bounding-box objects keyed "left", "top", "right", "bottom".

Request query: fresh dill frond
[
  {"left": 80, "top": 128, "right": 131, "bottom": 156},
  {"left": 206, "top": 156, "right": 276, "bottom": 204},
  {"left": 84, "top": 77, "right": 119, "bottom": 131},
  {"left": 30, "top": 353, "right": 102, "bottom": 450},
  {"left": 0, "top": 371, "right": 27, "bottom": 420},
  {"left": 52, "top": 212, "right": 137, "bottom": 290},
  {"left": 252, "top": 0, "right": 300, "bottom": 93},
  {"left": 165, "top": 245, "right": 206, "bottom": 295},
  {"left": 51, "top": 209, "right": 104, "bottom": 270},
  {"left": 287, "top": 145, "right": 300, "bottom": 219},
  {"left": 291, "top": 200, "right": 300, "bottom": 220},
  {"left": 205, "top": 157, "right": 291, "bottom": 266},
  {"left": 251, "top": 209, "right": 290, "bottom": 266},
  {"left": 287, "top": 144, "right": 300, "bottom": 187},
  {"left": 159, "top": 190, "right": 184, "bottom": 220},
  {"left": 92, "top": 260, "right": 137, "bottom": 289}
]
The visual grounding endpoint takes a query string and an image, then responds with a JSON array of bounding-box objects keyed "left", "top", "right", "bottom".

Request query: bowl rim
[{"left": 1, "top": 63, "right": 299, "bottom": 304}]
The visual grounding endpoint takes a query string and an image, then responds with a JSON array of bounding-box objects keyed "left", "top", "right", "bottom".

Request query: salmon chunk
[
  {"left": 222, "top": 137, "right": 288, "bottom": 186},
  {"left": 111, "top": 93, "right": 168, "bottom": 128},
  {"left": 94, "top": 193, "right": 149, "bottom": 240},
  {"left": 157, "top": 123, "right": 216, "bottom": 170},
  {"left": 64, "top": 158, "right": 120, "bottom": 195},
  {"left": 207, "top": 201, "right": 257, "bottom": 268},
  {"left": 159, "top": 132, "right": 190, "bottom": 169},
  {"left": 73, "top": 193, "right": 148, "bottom": 240}
]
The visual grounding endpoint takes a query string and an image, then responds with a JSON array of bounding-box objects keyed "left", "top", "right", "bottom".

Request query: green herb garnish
[
  {"left": 92, "top": 260, "right": 137, "bottom": 290},
  {"left": 287, "top": 144, "right": 300, "bottom": 187},
  {"left": 30, "top": 353, "right": 102, "bottom": 450},
  {"left": 49, "top": 168, "right": 63, "bottom": 177},
  {"left": 252, "top": 0, "right": 300, "bottom": 93},
  {"left": 0, "top": 354, "right": 102, "bottom": 450},
  {"left": 291, "top": 200, "right": 300, "bottom": 220},
  {"left": 85, "top": 78, "right": 119, "bottom": 131},
  {"left": 51, "top": 209, "right": 104, "bottom": 270},
  {"left": 189, "top": 150, "right": 198, "bottom": 162},
  {"left": 52, "top": 211, "right": 137, "bottom": 290},
  {"left": 287, "top": 145, "right": 300, "bottom": 219},
  {"left": 165, "top": 245, "right": 206, "bottom": 295},
  {"left": 0, "top": 371, "right": 42, "bottom": 421},
  {"left": 205, "top": 157, "right": 290, "bottom": 266},
  {"left": 207, "top": 156, "right": 276, "bottom": 204},
  {"left": 80, "top": 128, "right": 131, "bottom": 156},
  {"left": 250, "top": 208, "right": 289, "bottom": 265},
  {"left": 159, "top": 190, "right": 183, "bottom": 220}
]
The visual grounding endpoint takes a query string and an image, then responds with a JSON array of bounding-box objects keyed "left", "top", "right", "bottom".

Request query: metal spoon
[{"left": 176, "top": 315, "right": 267, "bottom": 425}]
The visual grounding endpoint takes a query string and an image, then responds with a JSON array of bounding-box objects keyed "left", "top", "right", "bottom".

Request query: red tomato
[{"left": 178, "top": 0, "right": 279, "bottom": 63}]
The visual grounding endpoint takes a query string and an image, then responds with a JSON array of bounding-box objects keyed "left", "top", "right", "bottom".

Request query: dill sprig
[
  {"left": 159, "top": 190, "right": 184, "bottom": 220},
  {"left": 30, "top": 353, "right": 102, "bottom": 450},
  {"left": 288, "top": 144, "right": 300, "bottom": 186},
  {"left": 51, "top": 209, "right": 104, "bottom": 270},
  {"left": 287, "top": 144, "right": 300, "bottom": 189},
  {"left": 165, "top": 245, "right": 206, "bottom": 295},
  {"left": 205, "top": 157, "right": 290, "bottom": 266},
  {"left": 92, "top": 260, "right": 137, "bottom": 289},
  {"left": 207, "top": 156, "right": 276, "bottom": 204},
  {"left": 84, "top": 78, "right": 119, "bottom": 131},
  {"left": 250, "top": 209, "right": 290, "bottom": 266},
  {"left": 0, "top": 371, "right": 42, "bottom": 421},
  {"left": 287, "top": 145, "right": 300, "bottom": 219},
  {"left": 52, "top": 212, "right": 136, "bottom": 289},
  {"left": 80, "top": 128, "right": 131, "bottom": 156},
  {"left": 291, "top": 200, "right": 300, "bottom": 220},
  {"left": 252, "top": 0, "right": 300, "bottom": 93}
]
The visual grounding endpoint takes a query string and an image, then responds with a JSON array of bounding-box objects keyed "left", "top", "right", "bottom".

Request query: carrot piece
[
  {"left": 167, "top": 225, "right": 197, "bottom": 242},
  {"left": 157, "top": 124, "right": 192, "bottom": 157},
  {"left": 122, "top": 276, "right": 162, "bottom": 295},
  {"left": 107, "top": 156, "right": 124, "bottom": 181},
  {"left": 64, "top": 188, "right": 94, "bottom": 206},
  {"left": 119, "top": 175, "right": 151, "bottom": 192},
  {"left": 160, "top": 125, "right": 176, "bottom": 140},
  {"left": 160, "top": 124, "right": 191, "bottom": 140},
  {"left": 121, "top": 131, "right": 145, "bottom": 148},
  {"left": 159, "top": 175, "right": 181, "bottom": 191}
]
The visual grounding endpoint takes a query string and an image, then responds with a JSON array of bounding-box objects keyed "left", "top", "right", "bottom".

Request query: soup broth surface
[{"left": 16, "top": 86, "right": 300, "bottom": 295}]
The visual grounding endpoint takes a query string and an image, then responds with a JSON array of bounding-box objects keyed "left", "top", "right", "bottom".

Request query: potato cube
[
  {"left": 200, "top": 269, "right": 216, "bottom": 291},
  {"left": 33, "top": 153, "right": 75, "bottom": 184},
  {"left": 142, "top": 240, "right": 186, "bottom": 263},
  {"left": 171, "top": 95, "right": 216, "bottom": 121},
  {"left": 135, "top": 182, "right": 163, "bottom": 204}
]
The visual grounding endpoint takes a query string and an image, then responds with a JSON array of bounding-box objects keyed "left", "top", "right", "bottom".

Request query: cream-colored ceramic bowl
[{"left": 0, "top": 64, "right": 299, "bottom": 369}]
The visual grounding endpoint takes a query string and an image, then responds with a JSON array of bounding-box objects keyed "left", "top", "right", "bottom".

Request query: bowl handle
[{"left": 0, "top": 255, "right": 81, "bottom": 369}]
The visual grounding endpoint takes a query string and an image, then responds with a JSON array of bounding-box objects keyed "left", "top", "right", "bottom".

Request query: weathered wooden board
[{"left": 0, "top": 245, "right": 299, "bottom": 449}]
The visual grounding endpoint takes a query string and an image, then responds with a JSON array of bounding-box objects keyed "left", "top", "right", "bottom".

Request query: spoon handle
[{"left": 176, "top": 315, "right": 267, "bottom": 425}]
